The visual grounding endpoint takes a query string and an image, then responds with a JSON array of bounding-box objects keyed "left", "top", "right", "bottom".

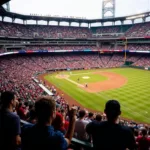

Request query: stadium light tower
[{"left": 102, "top": 0, "right": 115, "bottom": 19}]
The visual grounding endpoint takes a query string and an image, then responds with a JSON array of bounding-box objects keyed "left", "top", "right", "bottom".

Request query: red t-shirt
[
  {"left": 136, "top": 136, "right": 150, "bottom": 150},
  {"left": 64, "top": 121, "right": 69, "bottom": 131},
  {"left": 52, "top": 112, "right": 66, "bottom": 134},
  {"left": 17, "top": 107, "right": 26, "bottom": 120}
]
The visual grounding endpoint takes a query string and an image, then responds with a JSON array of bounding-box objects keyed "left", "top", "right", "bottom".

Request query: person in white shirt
[
  {"left": 74, "top": 110, "right": 89, "bottom": 141},
  {"left": 85, "top": 112, "right": 94, "bottom": 123}
]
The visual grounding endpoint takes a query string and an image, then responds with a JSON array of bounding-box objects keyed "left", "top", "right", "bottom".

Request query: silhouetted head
[
  {"left": 35, "top": 96, "right": 56, "bottom": 125},
  {"left": 96, "top": 114, "right": 102, "bottom": 122},
  {"left": 104, "top": 100, "right": 121, "bottom": 122},
  {"left": 0, "top": 91, "right": 16, "bottom": 109},
  {"left": 79, "top": 110, "right": 86, "bottom": 119}
]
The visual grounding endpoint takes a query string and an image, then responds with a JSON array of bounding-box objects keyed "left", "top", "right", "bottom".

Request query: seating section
[
  {"left": 133, "top": 55, "right": 150, "bottom": 67},
  {"left": 0, "top": 22, "right": 92, "bottom": 38},
  {"left": 95, "top": 26, "right": 121, "bottom": 34},
  {"left": 116, "top": 44, "right": 150, "bottom": 51},
  {"left": 25, "top": 46, "right": 98, "bottom": 51},
  {"left": 127, "top": 44, "right": 150, "bottom": 51},
  {"left": 1, "top": 53, "right": 150, "bottom": 101},
  {"left": 125, "top": 22, "right": 150, "bottom": 37},
  {"left": 1, "top": 44, "right": 150, "bottom": 54},
  {"left": 0, "top": 21, "right": 150, "bottom": 38},
  {"left": 1, "top": 52, "right": 150, "bottom": 150},
  {"left": 1, "top": 17, "right": 150, "bottom": 150}
]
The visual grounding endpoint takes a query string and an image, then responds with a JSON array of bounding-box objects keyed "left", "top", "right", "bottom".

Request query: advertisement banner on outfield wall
[
  {"left": 114, "top": 50, "right": 122, "bottom": 52},
  {"left": 129, "top": 50, "right": 136, "bottom": 53},
  {"left": 38, "top": 50, "right": 48, "bottom": 53},
  {"left": 48, "top": 50, "right": 55, "bottom": 52},
  {"left": 92, "top": 49, "right": 98, "bottom": 51},
  {"left": 136, "top": 51, "right": 150, "bottom": 53},
  {"left": 54, "top": 50, "right": 68, "bottom": 52},
  {"left": 73, "top": 50, "right": 80, "bottom": 52},
  {"left": 123, "top": 50, "right": 130, "bottom": 53},
  {"left": 84, "top": 49, "right": 92, "bottom": 52},
  {"left": 0, "top": 52, "right": 18, "bottom": 56}
]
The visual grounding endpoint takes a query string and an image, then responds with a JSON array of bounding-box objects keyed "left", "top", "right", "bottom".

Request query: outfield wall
[
  {"left": 1, "top": 49, "right": 150, "bottom": 56},
  {"left": 129, "top": 66, "right": 150, "bottom": 70}
]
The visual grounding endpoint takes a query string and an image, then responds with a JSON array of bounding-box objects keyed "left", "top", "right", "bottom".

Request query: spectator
[
  {"left": 134, "top": 129, "right": 139, "bottom": 140},
  {"left": 86, "top": 100, "right": 136, "bottom": 150},
  {"left": 26, "top": 109, "right": 36, "bottom": 124},
  {"left": 26, "top": 102, "right": 34, "bottom": 119},
  {"left": 56, "top": 103, "right": 61, "bottom": 112},
  {"left": 85, "top": 112, "right": 94, "bottom": 123},
  {"left": 95, "top": 114, "right": 102, "bottom": 122},
  {"left": 136, "top": 128, "right": 150, "bottom": 150},
  {"left": 17, "top": 102, "right": 27, "bottom": 120},
  {"left": 52, "top": 112, "right": 66, "bottom": 135},
  {"left": 60, "top": 109, "right": 69, "bottom": 131},
  {"left": 74, "top": 110, "right": 89, "bottom": 141},
  {"left": 21, "top": 96, "right": 76, "bottom": 150},
  {"left": 0, "top": 91, "right": 21, "bottom": 150}
]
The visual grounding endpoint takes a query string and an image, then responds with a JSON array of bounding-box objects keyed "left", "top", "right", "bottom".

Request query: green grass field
[
  {"left": 44, "top": 68, "right": 150, "bottom": 123},
  {"left": 69, "top": 73, "right": 107, "bottom": 83}
]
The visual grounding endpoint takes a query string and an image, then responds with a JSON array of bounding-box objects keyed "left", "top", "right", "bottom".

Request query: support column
[
  {"left": 23, "top": 20, "right": 26, "bottom": 25},
  {"left": 88, "top": 23, "right": 91, "bottom": 28},
  {"left": 58, "top": 21, "right": 60, "bottom": 26},
  {"left": 142, "top": 17, "right": 146, "bottom": 23},
  {"left": 112, "top": 21, "right": 115, "bottom": 26},
  {"left": 121, "top": 20, "right": 124, "bottom": 25},
  {"left": 12, "top": 18, "right": 15, "bottom": 23},
  {"left": 69, "top": 22, "right": 71, "bottom": 26},
  {"left": 36, "top": 20, "right": 38, "bottom": 25},
  {"left": 47, "top": 21, "right": 49, "bottom": 25},
  {"left": 2, "top": 16, "right": 4, "bottom": 22},
  {"left": 131, "top": 19, "right": 134, "bottom": 24},
  {"left": 96, "top": 41, "right": 101, "bottom": 48},
  {"left": 79, "top": 22, "right": 81, "bottom": 27},
  {"left": 101, "top": 22, "right": 104, "bottom": 26}
]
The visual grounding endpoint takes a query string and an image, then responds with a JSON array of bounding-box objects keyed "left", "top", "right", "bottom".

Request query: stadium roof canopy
[
  {"left": 0, "top": 6, "right": 150, "bottom": 25},
  {"left": 0, "top": 0, "right": 10, "bottom": 5}
]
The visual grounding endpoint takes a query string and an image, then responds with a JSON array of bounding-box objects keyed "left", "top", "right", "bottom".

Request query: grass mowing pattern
[{"left": 44, "top": 68, "right": 150, "bottom": 123}]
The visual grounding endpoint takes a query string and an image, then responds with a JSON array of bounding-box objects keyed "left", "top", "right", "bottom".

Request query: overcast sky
[{"left": 9, "top": 0, "right": 150, "bottom": 19}]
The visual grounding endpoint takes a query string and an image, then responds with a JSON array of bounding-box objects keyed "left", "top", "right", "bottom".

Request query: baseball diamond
[{"left": 39, "top": 68, "right": 150, "bottom": 124}]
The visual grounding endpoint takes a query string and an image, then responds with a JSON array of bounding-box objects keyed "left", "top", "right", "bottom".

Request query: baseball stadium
[{"left": 0, "top": 0, "right": 150, "bottom": 149}]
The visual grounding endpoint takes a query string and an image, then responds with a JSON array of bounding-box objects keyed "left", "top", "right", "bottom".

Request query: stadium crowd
[
  {"left": 1, "top": 44, "right": 150, "bottom": 54},
  {"left": 0, "top": 53, "right": 150, "bottom": 150},
  {"left": 125, "top": 22, "right": 150, "bottom": 37},
  {"left": 0, "top": 91, "right": 150, "bottom": 150},
  {"left": 0, "top": 22, "right": 92, "bottom": 38},
  {"left": 0, "top": 21, "right": 150, "bottom": 38},
  {"left": 95, "top": 26, "right": 120, "bottom": 34},
  {"left": 0, "top": 53, "right": 150, "bottom": 100},
  {"left": 1, "top": 6, "right": 150, "bottom": 150},
  {"left": 24, "top": 46, "right": 98, "bottom": 51},
  {"left": 0, "top": 53, "right": 122, "bottom": 100}
]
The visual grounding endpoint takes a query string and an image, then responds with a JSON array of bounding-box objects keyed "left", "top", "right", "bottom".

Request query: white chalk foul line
[{"left": 65, "top": 78, "right": 85, "bottom": 88}]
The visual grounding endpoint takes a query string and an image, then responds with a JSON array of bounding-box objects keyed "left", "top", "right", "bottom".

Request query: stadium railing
[{"left": 21, "top": 120, "right": 93, "bottom": 150}]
